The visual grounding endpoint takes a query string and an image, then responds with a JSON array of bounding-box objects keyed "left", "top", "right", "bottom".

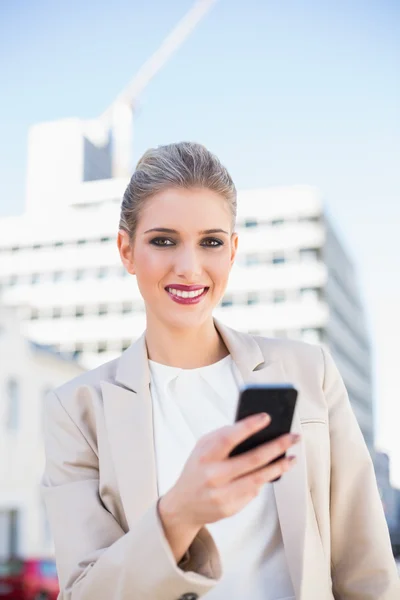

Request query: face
[{"left": 118, "top": 187, "right": 238, "bottom": 331}]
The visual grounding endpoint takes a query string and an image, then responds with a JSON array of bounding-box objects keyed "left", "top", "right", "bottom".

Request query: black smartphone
[{"left": 229, "top": 383, "right": 298, "bottom": 480}]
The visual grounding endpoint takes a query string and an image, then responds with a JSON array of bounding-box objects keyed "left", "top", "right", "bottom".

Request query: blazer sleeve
[
  {"left": 322, "top": 348, "right": 400, "bottom": 599},
  {"left": 41, "top": 390, "right": 222, "bottom": 600}
]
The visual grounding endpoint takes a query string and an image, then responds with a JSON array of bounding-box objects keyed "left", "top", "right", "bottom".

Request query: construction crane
[{"left": 98, "top": 0, "right": 218, "bottom": 178}]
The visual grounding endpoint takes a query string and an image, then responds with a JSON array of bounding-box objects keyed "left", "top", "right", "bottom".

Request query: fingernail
[
  {"left": 256, "top": 412, "right": 270, "bottom": 423},
  {"left": 291, "top": 434, "right": 301, "bottom": 443}
]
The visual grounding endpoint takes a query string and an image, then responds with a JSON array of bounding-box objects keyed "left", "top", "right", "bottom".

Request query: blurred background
[{"left": 0, "top": 0, "right": 399, "bottom": 589}]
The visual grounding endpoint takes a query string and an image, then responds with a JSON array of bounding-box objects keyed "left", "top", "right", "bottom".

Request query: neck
[{"left": 145, "top": 315, "right": 229, "bottom": 368}]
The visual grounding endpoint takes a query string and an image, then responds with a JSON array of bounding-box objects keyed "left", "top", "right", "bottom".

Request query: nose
[{"left": 173, "top": 245, "right": 202, "bottom": 281}]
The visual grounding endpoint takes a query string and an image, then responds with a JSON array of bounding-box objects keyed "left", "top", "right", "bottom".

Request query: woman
[{"left": 42, "top": 142, "right": 399, "bottom": 600}]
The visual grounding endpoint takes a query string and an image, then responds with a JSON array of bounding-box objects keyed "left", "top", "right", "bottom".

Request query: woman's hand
[{"left": 158, "top": 413, "right": 299, "bottom": 562}]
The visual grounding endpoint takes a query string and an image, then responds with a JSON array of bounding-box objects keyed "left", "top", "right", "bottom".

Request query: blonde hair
[{"left": 119, "top": 141, "right": 237, "bottom": 239}]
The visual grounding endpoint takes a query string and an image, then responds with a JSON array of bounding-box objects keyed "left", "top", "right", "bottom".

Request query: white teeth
[{"left": 167, "top": 287, "right": 205, "bottom": 299}]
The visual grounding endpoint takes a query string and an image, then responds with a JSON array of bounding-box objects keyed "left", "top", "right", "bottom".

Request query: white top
[{"left": 149, "top": 355, "right": 294, "bottom": 600}]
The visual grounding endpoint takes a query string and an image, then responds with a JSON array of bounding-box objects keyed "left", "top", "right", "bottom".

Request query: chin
[{"left": 162, "top": 309, "right": 213, "bottom": 331}]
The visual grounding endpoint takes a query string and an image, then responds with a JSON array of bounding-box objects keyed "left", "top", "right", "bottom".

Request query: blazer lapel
[
  {"left": 215, "top": 320, "right": 307, "bottom": 598},
  {"left": 101, "top": 333, "right": 158, "bottom": 530}
]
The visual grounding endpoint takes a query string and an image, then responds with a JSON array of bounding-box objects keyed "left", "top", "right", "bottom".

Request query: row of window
[
  {"left": 1, "top": 266, "right": 129, "bottom": 287},
  {"left": 25, "top": 288, "right": 323, "bottom": 321},
  {"left": 53, "top": 327, "right": 324, "bottom": 357},
  {"left": 222, "top": 287, "right": 322, "bottom": 307},
  {"left": 243, "top": 215, "right": 320, "bottom": 228},
  {"left": 0, "top": 248, "right": 321, "bottom": 289},
  {"left": 238, "top": 247, "right": 320, "bottom": 267},
  {"left": 0, "top": 215, "right": 321, "bottom": 255},
  {"left": 0, "top": 235, "right": 114, "bottom": 254},
  {"left": 29, "top": 301, "right": 145, "bottom": 320}
]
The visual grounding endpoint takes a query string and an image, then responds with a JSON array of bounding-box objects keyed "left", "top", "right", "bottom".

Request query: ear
[
  {"left": 230, "top": 232, "right": 239, "bottom": 266},
  {"left": 117, "top": 230, "right": 135, "bottom": 275}
]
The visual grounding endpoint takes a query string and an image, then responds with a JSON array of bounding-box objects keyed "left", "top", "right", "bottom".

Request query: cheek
[
  {"left": 208, "top": 251, "right": 232, "bottom": 285},
  {"left": 135, "top": 248, "right": 167, "bottom": 280}
]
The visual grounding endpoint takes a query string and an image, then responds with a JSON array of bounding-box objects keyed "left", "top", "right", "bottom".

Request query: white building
[
  {"left": 372, "top": 451, "right": 399, "bottom": 533},
  {"left": 0, "top": 306, "right": 83, "bottom": 559},
  {"left": 0, "top": 178, "right": 374, "bottom": 449}
]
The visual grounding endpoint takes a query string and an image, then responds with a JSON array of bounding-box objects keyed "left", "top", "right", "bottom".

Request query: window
[
  {"left": 300, "top": 287, "right": 320, "bottom": 301},
  {"left": 245, "top": 254, "right": 260, "bottom": 266},
  {"left": 301, "top": 328, "right": 323, "bottom": 344},
  {"left": 272, "top": 254, "right": 285, "bottom": 265},
  {"left": 122, "top": 302, "right": 133, "bottom": 314},
  {"left": 52, "top": 307, "right": 62, "bottom": 319},
  {"left": 53, "top": 271, "right": 63, "bottom": 283},
  {"left": 30, "top": 308, "right": 39, "bottom": 320},
  {"left": 98, "top": 267, "right": 108, "bottom": 279},
  {"left": 98, "top": 304, "right": 108, "bottom": 316},
  {"left": 1, "top": 510, "right": 20, "bottom": 556},
  {"left": 300, "top": 248, "right": 319, "bottom": 262},
  {"left": 221, "top": 297, "right": 233, "bottom": 307},
  {"left": 54, "top": 241, "right": 64, "bottom": 247},
  {"left": 244, "top": 219, "right": 258, "bottom": 228},
  {"left": 121, "top": 340, "right": 131, "bottom": 352},
  {"left": 73, "top": 343, "right": 84, "bottom": 360},
  {"left": 273, "top": 291, "right": 286, "bottom": 303},
  {"left": 101, "top": 237, "right": 111, "bottom": 243},
  {"left": 299, "top": 215, "right": 319, "bottom": 223},
  {"left": 39, "top": 560, "right": 58, "bottom": 577},
  {"left": 5, "top": 379, "right": 19, "bottom": 431},
  {"left": 77, "top": 239, "right": 87, "bottom": 245},
  {"left": 97, "top": 342, "right": 107, "bottom": 353},
  {"left": 75, "top": 306, "right": 84, "bottom": 318},
  {"left": 11, "top": 246, "right": 20, "bottom": 252},
  {"left": 31, "top": 273, "right": 40, "bottom": 285},
  {"left": 76, "top": 269, "right": 85, "bottom": 280},
  {"left": 33, "top": 243, "right": 42, "bottom": 250},
  {"left": 271, "top": 219, "right": 284, "bottom": 226},
  {"left": 247, "top": 292, "right": 259, "bottom": 305}
]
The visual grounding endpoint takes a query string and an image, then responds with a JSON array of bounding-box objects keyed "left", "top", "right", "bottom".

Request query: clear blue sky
[{"left": 1, "top": 0, "right": 400, "bottom": 480}]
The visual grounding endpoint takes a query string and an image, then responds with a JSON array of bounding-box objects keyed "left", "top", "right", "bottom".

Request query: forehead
[{"left": 138, "top": 187, "right": 231, "bottom": 230}]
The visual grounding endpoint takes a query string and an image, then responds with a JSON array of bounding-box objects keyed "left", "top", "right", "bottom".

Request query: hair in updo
[{"left": 119, "top": 141, "right": 237, "bottom": 240}]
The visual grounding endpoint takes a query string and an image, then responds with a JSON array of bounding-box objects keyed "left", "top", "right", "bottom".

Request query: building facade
[
  {"left": 0, "top": 306, "right": 83, "bottom": 559},
  {"left": 0, "top": 183, "right": 374, "bottom": 448}
]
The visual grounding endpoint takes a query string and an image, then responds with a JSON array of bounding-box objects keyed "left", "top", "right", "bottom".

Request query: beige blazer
[{"left": 42, "top": 320, "right": 400, "bottom": 600}]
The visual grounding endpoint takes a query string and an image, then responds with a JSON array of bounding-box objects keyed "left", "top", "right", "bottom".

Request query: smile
[{"left": 165, "top": 286, "right": 209, "bottom": 304}]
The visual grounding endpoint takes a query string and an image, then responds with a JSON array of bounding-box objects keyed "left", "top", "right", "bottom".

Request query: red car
[{"left": 0, "top": 557, "right": 59, "bottom": 600}]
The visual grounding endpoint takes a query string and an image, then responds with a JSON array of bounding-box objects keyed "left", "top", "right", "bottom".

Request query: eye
[
  {"left": 201, "top": 238, "right": 223, "bottom": 247},
  {"left": 150, "top": 237, "right": 175, "bottom": 247}
]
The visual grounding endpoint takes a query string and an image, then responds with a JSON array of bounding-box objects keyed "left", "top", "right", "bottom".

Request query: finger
[
  {"left": 250, "top": 455, "right": 296, "bottom": 485},
  {"left": 228, "top": 455, "right": 296, "bottom": 498},
  {"left": 204, "top": 413, "right": 271, "bottom": 460},
  {"left": 221, "top": 433, "right": 300, "bottom": 483}
]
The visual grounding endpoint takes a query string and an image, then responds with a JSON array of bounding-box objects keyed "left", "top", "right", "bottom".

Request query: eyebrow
[{"left": 143, "top": 227, "right": 229, "bottom": 235}]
